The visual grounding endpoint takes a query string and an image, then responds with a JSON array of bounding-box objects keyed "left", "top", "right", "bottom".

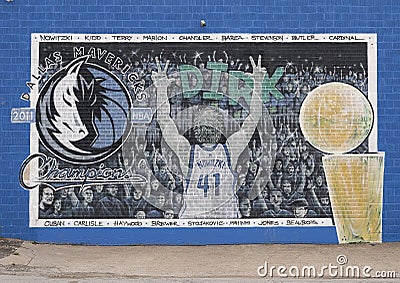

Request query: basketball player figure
[{"left": 152, "top": 55, "right": 267, "bottom": 218}]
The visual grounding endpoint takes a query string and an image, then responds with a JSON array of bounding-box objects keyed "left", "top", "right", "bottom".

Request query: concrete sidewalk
[{"left": 0, "top": 239, "right": 399, "bottom": 282}]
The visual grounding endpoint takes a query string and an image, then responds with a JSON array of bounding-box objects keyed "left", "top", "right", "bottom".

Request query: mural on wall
[{"left": 15, "top": 34, "right": 383, "bottom": 242}]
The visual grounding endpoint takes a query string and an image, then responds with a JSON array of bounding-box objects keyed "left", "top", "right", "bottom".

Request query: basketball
[{"left": 299, "top": 82, "right": 373, "bottom": 154}]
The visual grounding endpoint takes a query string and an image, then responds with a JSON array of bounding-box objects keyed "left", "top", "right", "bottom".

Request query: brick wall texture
[{"left": 0, "top": 0, "right": 399, "bottom": 244}]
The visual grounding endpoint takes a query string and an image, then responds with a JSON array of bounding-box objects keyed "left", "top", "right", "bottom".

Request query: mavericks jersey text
[{"left": 180, "top": 144, "right": 239, "bottom": 218}]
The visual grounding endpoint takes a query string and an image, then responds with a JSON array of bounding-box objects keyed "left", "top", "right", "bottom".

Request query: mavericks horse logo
[{"left": 36, "top": 56, "right": 132, "bottom": 164}]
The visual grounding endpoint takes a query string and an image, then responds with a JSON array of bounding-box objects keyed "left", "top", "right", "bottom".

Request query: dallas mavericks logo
[{"left": 36, "top": 56, "right": 132, "bottom": 164}]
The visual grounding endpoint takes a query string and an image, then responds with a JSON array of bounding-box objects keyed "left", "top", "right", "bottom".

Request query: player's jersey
[{"left": 179, "top": 143, "right": 239, "bottom": 219}]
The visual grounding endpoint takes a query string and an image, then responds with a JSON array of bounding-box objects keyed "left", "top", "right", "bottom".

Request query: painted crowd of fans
[{"left": 39, "top": 59, "right": 368, "bottom": 220}]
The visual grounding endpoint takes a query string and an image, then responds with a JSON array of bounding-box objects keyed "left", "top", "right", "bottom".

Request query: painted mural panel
[{"left": 17, "top": 34, "right": 383, "bottom": 242}]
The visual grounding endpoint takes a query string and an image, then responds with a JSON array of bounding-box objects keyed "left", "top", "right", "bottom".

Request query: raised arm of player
[
  {"left": 227, "top": 55, "right": 266, "bottom": 169},
  {"left": 152, "top": 57, "right": 190, "bottom": 173}
]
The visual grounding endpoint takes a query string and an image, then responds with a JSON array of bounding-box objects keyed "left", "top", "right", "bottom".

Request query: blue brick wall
[{"left": 0, "top": 0, "right": 399, "bottom": 244}]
